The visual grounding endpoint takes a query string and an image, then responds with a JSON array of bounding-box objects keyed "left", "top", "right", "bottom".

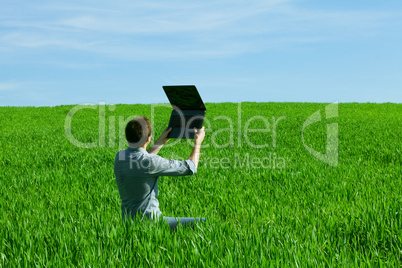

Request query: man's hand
[{"left": 194, "top": 126, "right": 205, "bottom": 145}]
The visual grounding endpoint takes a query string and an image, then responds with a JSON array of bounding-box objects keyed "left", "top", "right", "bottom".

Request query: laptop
[{"left": 163, "top": 85, "right": 206, "bottom": 139}]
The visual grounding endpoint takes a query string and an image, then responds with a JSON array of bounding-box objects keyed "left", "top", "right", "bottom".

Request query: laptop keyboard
[{"left": 169, "top": 115, "right": 203, "bottom": 128}]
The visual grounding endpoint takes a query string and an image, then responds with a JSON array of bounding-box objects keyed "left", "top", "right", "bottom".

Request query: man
[{"left": 114, "top": 116, "right": 206, "bottom": 231}]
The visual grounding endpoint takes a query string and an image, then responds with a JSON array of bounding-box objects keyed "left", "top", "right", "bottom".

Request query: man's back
[{"left": 114, "top": 147, "right": 196, "bottom": 221}]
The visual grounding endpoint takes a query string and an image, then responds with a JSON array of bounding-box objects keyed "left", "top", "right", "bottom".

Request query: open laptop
[{"left": 163, "top": 85, "right": 206, "bottom": 139}]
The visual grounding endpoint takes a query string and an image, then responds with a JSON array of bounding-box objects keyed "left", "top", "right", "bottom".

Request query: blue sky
[{"left": 1, "top": 0, "right": 401, "bottom": 106}]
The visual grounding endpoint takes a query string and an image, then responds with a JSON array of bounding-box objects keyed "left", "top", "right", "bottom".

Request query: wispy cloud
[
  {"left": 0, "top": 0, "right": 401, "bottom": 61},
  {"left": 0, "top": 82, "right": 20, "bottom": 91}
]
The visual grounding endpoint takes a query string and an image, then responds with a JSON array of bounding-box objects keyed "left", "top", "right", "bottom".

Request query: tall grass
[{"left": 0, "top": 103, "right": 401, "bottom": 266}]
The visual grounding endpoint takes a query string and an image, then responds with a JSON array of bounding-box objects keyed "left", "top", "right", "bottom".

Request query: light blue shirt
[{"left": 114, "top": 147, "right": 197, "bottom": 221}]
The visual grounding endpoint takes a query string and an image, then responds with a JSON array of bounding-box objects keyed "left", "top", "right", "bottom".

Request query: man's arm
[
  {"left": 188, "top": 127, "right": 205, "bottom": 168},
  {"left": 145, "top": 127, "right": 205, "bottom": 177},
  {"left": 148, "top": 126, "right": 205, "bottom": 169},
  {"left": 147, "top": 127, "right": 172, "bottom": 155}
]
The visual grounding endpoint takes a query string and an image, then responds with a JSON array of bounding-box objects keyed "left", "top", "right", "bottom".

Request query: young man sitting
[{"left": 114, "top": 116, "right": 206, "bottom": 231}]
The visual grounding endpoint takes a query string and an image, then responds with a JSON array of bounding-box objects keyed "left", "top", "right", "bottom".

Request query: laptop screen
[{"left": 163, "top": 85, "right": 206, "bottom": 110}]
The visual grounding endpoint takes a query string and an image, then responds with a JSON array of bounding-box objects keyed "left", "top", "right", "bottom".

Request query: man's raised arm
[
  {"left": 188, "top": 126, "right": 205, "bottom": 168},
  {"left": 147, "top": 127, "right": 172, "bottom": 155},
  {"left": 148, "top": 126, "right": 206, "bottom": 169}
]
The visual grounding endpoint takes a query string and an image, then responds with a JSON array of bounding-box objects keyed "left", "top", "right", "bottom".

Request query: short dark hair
[{"left": 125, "top": 116, "right": 152, "bottom": 146}]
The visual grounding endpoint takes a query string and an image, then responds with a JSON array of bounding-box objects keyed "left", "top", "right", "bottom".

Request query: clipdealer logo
[{"left": 64, "top": 101, "right": 338, "bottom": 167}]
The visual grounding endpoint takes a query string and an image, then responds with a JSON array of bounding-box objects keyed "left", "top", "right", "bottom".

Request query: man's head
[{"left": 125, "top": 116, "right": 152, "bottom": 148}]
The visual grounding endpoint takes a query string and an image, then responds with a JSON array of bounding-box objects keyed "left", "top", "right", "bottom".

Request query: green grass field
[{"left": 1, "top": 102, "right": 401, "bottom": 267}]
